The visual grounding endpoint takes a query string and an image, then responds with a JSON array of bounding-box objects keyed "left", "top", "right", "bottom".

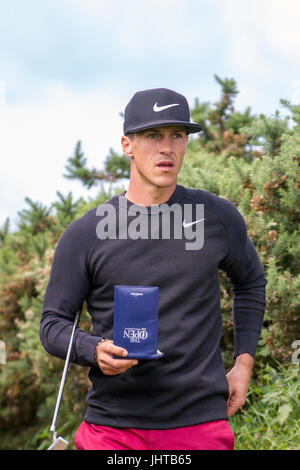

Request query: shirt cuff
[{"left": 78, "top": 334, "right": 103, "bottom": 367}]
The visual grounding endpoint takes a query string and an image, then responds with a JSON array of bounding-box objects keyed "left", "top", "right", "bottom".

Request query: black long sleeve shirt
[{"left": 40, "top": 185, "right": 267, "bottom": 428}]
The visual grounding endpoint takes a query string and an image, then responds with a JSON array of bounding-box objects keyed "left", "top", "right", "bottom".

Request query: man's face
[{"left": 121, "top": 125, "right": 188, "bottom": 190}]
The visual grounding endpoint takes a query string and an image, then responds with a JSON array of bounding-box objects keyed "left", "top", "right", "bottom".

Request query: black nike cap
[{"left": 123, "top": 88, "right": 202, "bottom": 135}]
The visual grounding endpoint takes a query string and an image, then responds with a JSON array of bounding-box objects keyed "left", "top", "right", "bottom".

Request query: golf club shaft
[{"left": 50, "top": 311, "right": 81, "bottom": 436}]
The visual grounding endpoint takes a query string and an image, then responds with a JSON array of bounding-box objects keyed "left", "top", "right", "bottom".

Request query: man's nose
[{"left": 159, "top": 136, "right": 173, "bottom": 154}]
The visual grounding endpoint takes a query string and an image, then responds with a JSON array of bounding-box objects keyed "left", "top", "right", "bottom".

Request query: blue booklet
[{"left": 113, "top": 285, "right": 164, "bottom": 360}]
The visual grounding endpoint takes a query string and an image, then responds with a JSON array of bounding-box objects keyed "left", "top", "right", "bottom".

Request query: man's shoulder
[
  {"left": 180, "top": 185, "right": 235, "bottom": 210},
  {"left": 55, "top": 208, "right": 97, "bottom": 253},
  {"left": 67, "top": 194, "right": 120, "bottom": 228},
  {"left": 180, "top": 185, "right": 245, "bottom": 228},
  {"left": 58, "top": 194, "right": 120, "bottom": 244}
]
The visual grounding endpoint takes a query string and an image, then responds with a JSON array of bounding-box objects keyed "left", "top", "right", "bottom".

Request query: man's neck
[{"left": 125, "top": 181, "right": 177, "bottom": 206}]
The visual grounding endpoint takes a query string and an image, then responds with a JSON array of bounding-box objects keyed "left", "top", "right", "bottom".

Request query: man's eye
[
  {"left": 173, "top": 133, "right": 184, "bottom": 138},
  {"left": 147, "top": 133, "right": 159, "bottom": 139}
]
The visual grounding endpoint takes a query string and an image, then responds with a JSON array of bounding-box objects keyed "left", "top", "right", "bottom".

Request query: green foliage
[
  {"left": 0, "top": 186, "right": 116, "bottom": 449},
  {"left": 104, "top": 148, "right": 130, "bottom": 179},
  {"left": 0, "top": 218, "right": 10, "bottom": 246},
  {"left": 280, "top": 99, "right": 300, "bottom": 128},
  {"left": 0, "top": 77, "right": 299, "bottom": 450},
  {"left": 241, "top": 110, "right": 290, "bottom": 156},
  {"left": 52, "top": 191, "right": 84, "bottom": 230},
  {"left": 64, "top": 140, "right": 96, "bottom": 189},
  {"left": 190, "top": 74, "right": 257, "bottom": 160},
  {"left": 229, "top": 363, "right": 300, "bottom": 450},
  {"left": 180, "top": 127, "right": 300, "bottom": 368},
  {"left": 17, "top": 197, "right": 53, "bottom": 236},
  {"left": 64, "top": 140, "right": 130, "bottom": 187}
]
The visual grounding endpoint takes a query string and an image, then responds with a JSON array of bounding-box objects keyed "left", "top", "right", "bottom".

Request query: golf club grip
[{"left": 50, "top": 311, "right": 81, "bottom": 434}]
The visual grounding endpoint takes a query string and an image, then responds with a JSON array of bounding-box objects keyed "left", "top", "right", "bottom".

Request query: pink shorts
[{"left": 74, "top": 419, "right": 234, "bottom": 450}]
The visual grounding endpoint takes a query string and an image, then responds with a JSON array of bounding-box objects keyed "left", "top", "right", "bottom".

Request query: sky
[{"left": 1, "top": 0, "right": 300, "bottom": 230}]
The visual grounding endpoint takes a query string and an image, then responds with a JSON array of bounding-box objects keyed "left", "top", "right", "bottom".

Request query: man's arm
[
  {"left": 218, "top": 200, "right": 267, "bottom": 416},
  {"left": 226, "top": 255, "right": 266, "bottom": 416},
  {"left": 40, "top": 214, "right": 102, "bottom": 367},
  {"left": 40, "top": 213, "right": 139, "bottom": 373},
  {"left": 225, "top": 239, "right": 266, "bottom": 416}
]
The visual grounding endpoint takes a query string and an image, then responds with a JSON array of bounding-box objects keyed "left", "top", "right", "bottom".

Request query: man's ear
[{"left": 121, "top": 135, "right": 133, "bottom": 158}]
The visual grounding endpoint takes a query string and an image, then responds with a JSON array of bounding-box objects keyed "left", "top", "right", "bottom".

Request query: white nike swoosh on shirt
[
  {"left": 182, "top": 218, "right": 206, "bottom": 228},
  {"left": 153, "top": 103, "right": 180, "bottom": 112}
]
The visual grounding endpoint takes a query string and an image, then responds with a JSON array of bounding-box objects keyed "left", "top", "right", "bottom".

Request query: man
[{"left": 40, "top": 88, "right": 267, "bottom": 450}]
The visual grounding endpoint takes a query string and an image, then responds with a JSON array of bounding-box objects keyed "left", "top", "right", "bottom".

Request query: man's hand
[
  {"left": 226, "top": 353, "right": 254, "bottom": 417},
  {"left": 95, "top": 339, "right": 139, "bottom": 376}
]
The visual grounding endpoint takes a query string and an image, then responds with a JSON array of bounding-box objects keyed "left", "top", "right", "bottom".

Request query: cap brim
[{"left": 125, "top": 119, "right": 202, "bottom": 135}]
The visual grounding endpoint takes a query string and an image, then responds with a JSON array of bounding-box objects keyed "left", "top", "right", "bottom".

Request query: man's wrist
[
  {"left": 234, "top": 353, "right": 254, "bottom": 371},
  {"left": 94, "top": 338, "right": 109, "bottom": 364}
]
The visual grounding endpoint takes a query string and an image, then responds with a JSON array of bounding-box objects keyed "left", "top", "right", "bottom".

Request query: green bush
[{"left": 229, "top": 363, "right": 300, "bottom": 450}]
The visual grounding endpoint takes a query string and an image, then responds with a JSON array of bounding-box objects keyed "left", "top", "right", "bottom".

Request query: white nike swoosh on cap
[
  {"left": 182, "top": 218, "right": 206, "bottom": 228},
  {"left": 153, "top": 103, "right": 180, "bottom": 112}
]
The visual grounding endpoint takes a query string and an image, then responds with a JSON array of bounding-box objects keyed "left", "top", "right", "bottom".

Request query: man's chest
[{"left": 88, "top": 217, "right": 228, "bottom": 295}]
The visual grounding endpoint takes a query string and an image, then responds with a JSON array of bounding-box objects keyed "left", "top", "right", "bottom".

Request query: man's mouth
[{"left": 156, "top": 160, "right": 175, "bottom": 171}]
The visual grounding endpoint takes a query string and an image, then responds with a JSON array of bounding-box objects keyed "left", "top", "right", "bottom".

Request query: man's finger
[
  {"left": 100, "top": 340, "right": 128, "bottom": 358},
  {"left": 108, "top": 357, "right": 138, "bottom": 370},
  {"left": 227, "top": 393, "right": 246, "bottom": 417},
  {"left": 98, "top": 349, "right": 138, "bottom": 369},
  {"left": 100, "top": 357, "right": 138, "bottom": 375},
  {"left": 105, "top": 361, "right": 138, "bottom": 374}
]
